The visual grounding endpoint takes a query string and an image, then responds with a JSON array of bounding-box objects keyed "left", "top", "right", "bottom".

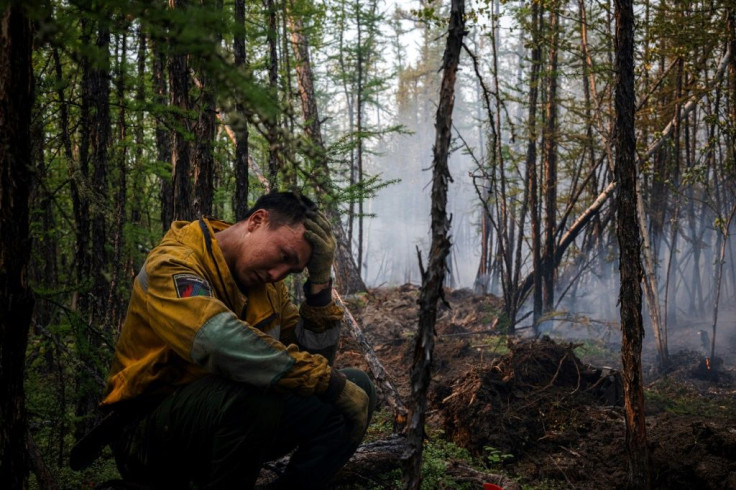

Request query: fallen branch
[{"left": 332, "top": 290, "right": 408, "bottom": 422}]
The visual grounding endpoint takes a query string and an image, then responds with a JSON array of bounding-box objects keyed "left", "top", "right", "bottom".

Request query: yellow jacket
[{"left": 102, "top": 218, "right": 344, "bottom": 407}]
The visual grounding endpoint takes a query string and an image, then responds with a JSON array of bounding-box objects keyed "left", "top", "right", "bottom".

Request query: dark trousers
[{"left": 112, "top": 369, "right": 376, "bottom": 489}]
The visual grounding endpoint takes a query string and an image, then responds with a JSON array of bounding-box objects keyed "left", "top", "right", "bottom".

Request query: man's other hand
[
  {"left": 303, "top": 210, "right": 336, "bottom": 284},
  {"left": 333, "top": 379, "right": 370, "bottom": 445}
]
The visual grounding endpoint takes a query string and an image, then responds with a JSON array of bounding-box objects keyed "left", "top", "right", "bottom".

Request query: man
[{"left": 100, "top": 192, "right": 375, "bottom": 489}]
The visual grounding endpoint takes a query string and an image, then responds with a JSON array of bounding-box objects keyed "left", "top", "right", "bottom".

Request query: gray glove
[
  {"left": 303, "top": 210, "right": 336, "bottom": 283},
  {"left": 333, "top": 379, "right": 370, "bottom": 445}
]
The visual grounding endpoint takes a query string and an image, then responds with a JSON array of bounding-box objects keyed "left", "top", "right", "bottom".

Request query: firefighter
[{"left": 98, "top": 192, "right": 375, "bottom": 489}]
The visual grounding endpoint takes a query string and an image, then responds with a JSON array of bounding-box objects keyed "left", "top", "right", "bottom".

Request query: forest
[{"left": 1, "top": 0, "right": 735, "bottom": 488}]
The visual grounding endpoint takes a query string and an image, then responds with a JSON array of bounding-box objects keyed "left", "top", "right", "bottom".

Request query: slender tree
[
  {"left": 541, "top": 0, "right": 559, "bottom": 315},
  {"left": 76, "top": 7, "right": 112, "bottom": 439},
  {"left": 261, "top": 0, "right": 282, "bottom": 188},
  {"left": 153, "top": 40, "right": 173, "bottom": 231},
  {"left": 234, "top": 0, "right": 250, "bottom": 220},
  {"left": 403, "top": 1, "right": 464, "bottom": 488},
  {"left": 614, "top": 0, "right": 650, "bottom": 486},
  {"left": 527, "top": 0, "right": 544, "bottom": 327},
  {"left": 192, "top": 0, "right": 220, "bottom": 218},
  {"left": 169, "top": 0, "right": 193, "bottom": 221}
]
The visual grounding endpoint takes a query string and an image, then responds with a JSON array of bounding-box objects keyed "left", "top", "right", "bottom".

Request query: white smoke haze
[
  {"left": 363, "top": 146, "right": 480, "bottom": 288},
  {"left": 362, "top": 115, "right": 736, "bottom": 366},
  {"left": 341, "top": 0, "right": 736, "bottom": 369}
]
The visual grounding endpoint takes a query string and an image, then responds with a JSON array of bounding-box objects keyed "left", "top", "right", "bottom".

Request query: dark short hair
[{"left": 242, "top": 191, "right": 318, "bottom": 228}]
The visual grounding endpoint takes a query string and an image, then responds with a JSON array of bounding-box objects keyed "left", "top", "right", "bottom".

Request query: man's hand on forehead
[{"left": 303, "top": 210, "right": 336, "bottom": 284}]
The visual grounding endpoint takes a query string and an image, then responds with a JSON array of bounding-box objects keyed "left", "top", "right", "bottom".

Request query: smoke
[
  {"left": 362, "top": 130, "right": 481, "bottom": 289},
  {"left": 351, "top": 0, "right": 736, "bottom": 368}
]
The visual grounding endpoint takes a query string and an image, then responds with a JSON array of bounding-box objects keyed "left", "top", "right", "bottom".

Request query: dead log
[{"left": 256, "top": 435, "right": 521, "bottom": 489}]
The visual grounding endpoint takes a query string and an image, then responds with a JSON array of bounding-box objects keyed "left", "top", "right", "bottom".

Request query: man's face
[{"left": 234, "top": 209, "right": 311, "bottom": 289}]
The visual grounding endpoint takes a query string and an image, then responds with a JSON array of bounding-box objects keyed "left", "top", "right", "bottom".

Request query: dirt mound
[
  {"left": 648, "top": 416, "right": 736, "bottom": 489},
  {"left": 336, "top": 286, "right": 736, "bottom": 489},
  {"left": 437, "top": 337, "right": 621, "bottom": 456}
]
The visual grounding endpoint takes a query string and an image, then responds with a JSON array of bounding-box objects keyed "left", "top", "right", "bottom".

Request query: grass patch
[
  {"left": 572, "top": 339, "right": 617, "bottom": 362},
  {"left": 645, "top": 378, "right": 736, "bottom": 417}
]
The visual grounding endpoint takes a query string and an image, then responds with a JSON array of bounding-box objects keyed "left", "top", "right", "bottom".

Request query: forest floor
[{"left": 332, "top": 284, "right": 736, "bottom": 490}]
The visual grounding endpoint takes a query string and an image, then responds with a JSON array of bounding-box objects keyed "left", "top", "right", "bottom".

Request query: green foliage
[
  {"left": 25, "top": 323, "right": 119, "bottom": 489},
  {"left": 420, "top": 436, "right": 477, "bottom": 489},
  {"left": 483, "top": 445, "right": 514, "bottom": 469},
  {"left": 363, "top": 408, "right": 395, "bottom": 442},
  {"left": 479, "top": 334, "right": 511, "bottom": 356}
]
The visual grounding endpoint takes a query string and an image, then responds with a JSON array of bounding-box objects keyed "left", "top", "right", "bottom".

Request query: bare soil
[{"left": 334, "top": 285, "right": 736, "bottom": 489}]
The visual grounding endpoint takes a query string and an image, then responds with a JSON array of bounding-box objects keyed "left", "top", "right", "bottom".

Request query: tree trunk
[
  {"left": 614, "top": 0, "right": 650, "bottom": 486},
  {"left": 234, "top": 0, "right": 249, "bottom": 220},
  {"left": 336, "top": 0, "right": 356, "bottom": 252},
  {"left": 0, "top": 4, "right": 35, "bottom": 487},
  {"left": 286, "top": 1, "right": 366, "bottom": 294},
  {"left": 106, "top": 29, "right": 129, "bottom": 328},
  {"left": 403, "top": 1, "right": 464, "bottom": 487},
  {"left": 129, "top": 23, "right": 147, "bottom": 284},
  {"left": 152, "top": 41, "right": 173, "bottom": 231},
  {"left": 542, "top": 1, "right": 559, "bottom": 314},
  {"left": 710, "top": 204, "right": 736, "bottom": 360},
  {"left": 193, "top": 0, "right": 220, "bottom": 219},
  {"left": 74, "top": 17, "right": 93, "bottom": 313},
  {"left": 76, "top": 15, "right": 111, "bottom": 440},
  {"left": 356, "top": 0, "right": 365, "bottom": 277},
  {"left": 169, "top": 0, "right": 193, "bottom": 222},
  {"left": 577, "top": 0, "right": 605, "bottom": 262},
  {"left": 264, "top": 0, "right": 281, "bottom": 188},
  {"left": 729, "top": 8, "right": 736, "bottom": 170},
  {"left": 526, "top": 0, "right": 543, "bottom": 328}
]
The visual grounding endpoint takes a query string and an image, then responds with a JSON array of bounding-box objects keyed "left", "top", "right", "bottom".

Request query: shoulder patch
[{"left": 173, "top": 273, "right": 213, "bottom": 298}]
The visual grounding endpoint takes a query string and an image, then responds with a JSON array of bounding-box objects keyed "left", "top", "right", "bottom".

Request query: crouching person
[{"left": 101, "top": 192, "right": 376, "bottom": 489}]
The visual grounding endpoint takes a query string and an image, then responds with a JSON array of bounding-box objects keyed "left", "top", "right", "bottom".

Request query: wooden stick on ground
[{"left": 332, "top": 290, "right": 408, "bottom": 423}]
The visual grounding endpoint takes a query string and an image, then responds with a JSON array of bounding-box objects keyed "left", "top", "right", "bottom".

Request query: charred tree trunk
[
  {"left": 614, "top": 0, "right": 650, "bottom": 486},
  {"left": 286, "top": 2, "right": 366, "bottom": 294},
  {"left": 234, "top": 0, "right": 250, "bottom": 220},
  {"left": 403, "top": 1, "right": 464, "bottom": 488},
  {"left": 0, "top": 4, "right": 35, "bottom": 487}
]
